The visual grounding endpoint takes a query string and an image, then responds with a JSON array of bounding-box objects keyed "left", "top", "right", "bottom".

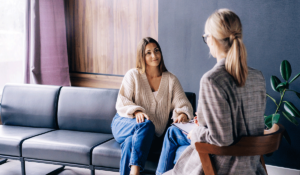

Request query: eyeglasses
[{"left": 202, "top": 34, "right": 209, "bottom": 44}]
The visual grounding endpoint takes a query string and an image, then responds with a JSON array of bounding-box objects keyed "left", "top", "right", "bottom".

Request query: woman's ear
[
  {"left": 208, "top": 36, "right": 219, "bottom": 58},
  {"left": 207, "top": 36, "right": 213, "bottom": 47},
  {"left": 210, "top": 36, "right": 216, "bottom": 46}
]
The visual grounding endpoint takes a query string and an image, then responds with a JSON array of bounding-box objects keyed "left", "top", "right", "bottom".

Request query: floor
[
  {"left": 0, "top": 159, "right": 119, "bottom": 175},
  {"left": 2, "top": 158, "right": 299, "bottom": 175}
]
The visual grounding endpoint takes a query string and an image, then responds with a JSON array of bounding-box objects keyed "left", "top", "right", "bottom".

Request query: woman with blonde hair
[
  {"left": 112, "top": 37, "right": 193, "bottom": 175},
  {"left": 158, "top": 9, "right": 266, "bottom": 175}
]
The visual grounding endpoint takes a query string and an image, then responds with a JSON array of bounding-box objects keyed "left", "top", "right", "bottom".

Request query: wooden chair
[{"left": 195, "top": 123, "right": 285, "bottom": 175}]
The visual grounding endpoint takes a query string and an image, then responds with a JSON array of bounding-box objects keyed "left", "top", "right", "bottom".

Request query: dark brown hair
[{"left": 136, "top": 37, "right": 168, "bottom": 74}]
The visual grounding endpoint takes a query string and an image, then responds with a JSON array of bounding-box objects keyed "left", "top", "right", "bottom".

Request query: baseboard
[{"left": 266, "top": 165, "right": 300, "bottom": 175}]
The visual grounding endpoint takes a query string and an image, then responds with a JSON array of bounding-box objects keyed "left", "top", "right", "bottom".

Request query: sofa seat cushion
[
  {"left": 22, "top": 130, "right": 113, "bottom": 165},
  {"left": 0, "top": 125, "right": 53, "bottom": 156},
  {"left": 92, "top": 139, "right": 157, "bottom": 173}
]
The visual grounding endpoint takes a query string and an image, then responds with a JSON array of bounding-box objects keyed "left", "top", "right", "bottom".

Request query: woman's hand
[
  {"left": 134, "top": 111, "right": 149, "bottom": 123},
  {"left": 187, "top": 113, "right": 201, "bottom": 139},
  {"left": 187, "top": 129, "right": 193, "bottom": 139},
  {"left": 194, "top": 112, "right": 199, "bottom": 126},
  {"left": 173, "top": 113, "right": 189, "bottom": 123}
]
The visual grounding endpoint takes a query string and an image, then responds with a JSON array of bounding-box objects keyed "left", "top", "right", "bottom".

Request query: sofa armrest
[{"left": 0, "top": 102, "right": 2, "bottom": 125}]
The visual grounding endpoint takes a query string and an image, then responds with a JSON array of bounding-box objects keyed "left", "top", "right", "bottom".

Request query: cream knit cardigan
[{"left": 116, "top": 69, "right": 194, "bottom": 137}]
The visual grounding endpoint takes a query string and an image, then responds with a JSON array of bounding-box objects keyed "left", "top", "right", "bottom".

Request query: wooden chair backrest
[{"left": 195, "top": 123, "right": 285, "bottom": 175}]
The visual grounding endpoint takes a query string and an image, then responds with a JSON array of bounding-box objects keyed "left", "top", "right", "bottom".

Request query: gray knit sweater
[{"left": 116, "top": 69, "right": 194, "bottom": 137}]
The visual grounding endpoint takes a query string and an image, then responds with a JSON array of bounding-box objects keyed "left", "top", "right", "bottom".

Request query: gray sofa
[{"left": 0, "top": 84, "right": 196, "bottom": 175}]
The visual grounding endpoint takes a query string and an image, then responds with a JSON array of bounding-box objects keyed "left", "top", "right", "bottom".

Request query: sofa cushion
[
  {"left": 1, "top": 84, "right": 61, "bottom": 128},
  {"left": 0, "top": 125, "right": 53, "bottom": 156},
  {"left": 57, "top": 87, "right": 119, "bottom": 133},
  {"left": 92, "top": 139, "right": 157, "bottom": 173},
  {"left": 22, "top": 130, "right": 113, "bottom": 165}
]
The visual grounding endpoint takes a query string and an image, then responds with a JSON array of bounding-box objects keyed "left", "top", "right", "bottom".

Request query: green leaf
[
  {"left": 272, "top": 113, "right": 280, "bottom": 125},
  {"left": 270, "top": 76, "right": 281, "bottom": 92},
  {"left": 282, "top": 111, "right": 299, "bottom": 125},
  {"left": 276, "top": 82, "right": 289, "bottom": 92},
  {"left": 289, "top": 73, "right": 300, "bottom": 84},
  {"left": 283, "top": 130, "right": 291, "bottom": 145},
  {"left": 280, "top": 60, "right": 292, "bottom": 81},
  {"left": 264, "top": 114, "right": 273, "bottom": 129},
  {"left": 284, "top": 102, "right": 300, "bottom": 118},
  {"left": 286, "top": 90, "right": 300, "bottom": 99},
  {"left": 266, "top": 93, "right": 278, "bottom": 106}
]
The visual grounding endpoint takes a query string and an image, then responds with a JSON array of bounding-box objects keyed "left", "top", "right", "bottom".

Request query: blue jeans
[
  {"left": 156, "top": 126, "right": 191, "bottom": 175},
  {"left": 111, "top": 113, "right": 155, "bottom": 175}
]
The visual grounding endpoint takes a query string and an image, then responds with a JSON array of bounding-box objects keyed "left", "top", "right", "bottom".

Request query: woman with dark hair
[
  {"left": 112, "top": 37, "right": 194, "bottom": 175},
  {"left": 158, "top": 9, "right": 267, "bottom": 175}
]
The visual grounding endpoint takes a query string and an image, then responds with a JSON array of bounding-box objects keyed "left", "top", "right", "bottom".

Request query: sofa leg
[
  {"left": 0, "top": 158, "right": 7, "bottom": 165},
  {"left": 90, "top": 165, "right": 95, "bottom": 175},
  {"left": 20, "top": 157, "right": 26, "bottom": 175},
  {"left": 47, "top": 165, "right": 65, "bottom": 175}
]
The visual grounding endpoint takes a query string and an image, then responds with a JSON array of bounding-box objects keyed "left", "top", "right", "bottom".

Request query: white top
[
  {"left": 116, "top": 68, "right": 194, "bottom": 137},
  {"left": 153, "top": 91, "right": 158, "bottom": 97}
]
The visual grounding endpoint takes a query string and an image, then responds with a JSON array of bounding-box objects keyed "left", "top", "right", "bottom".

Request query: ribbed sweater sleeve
[
  {"left": 115, "top": 70, "right": 146, "bottom": 118},
  {"left": 171, "top": 76, "right": 194, "bottom": 121}
]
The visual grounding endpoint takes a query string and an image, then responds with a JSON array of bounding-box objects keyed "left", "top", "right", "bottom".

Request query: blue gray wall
[{"left": 159, "top": 0, "right": 300, "bottom": 169}]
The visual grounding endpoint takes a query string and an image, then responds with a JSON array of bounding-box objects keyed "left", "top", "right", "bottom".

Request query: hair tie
[
  {"left": 234, "top": 32, "right": 242, "bottom": 39},
  {"left": 229, "top": 35, "right": 236, "bottom": 41},
  {"left": 229, "top": 33, "right": 242, "bottom": 44}
]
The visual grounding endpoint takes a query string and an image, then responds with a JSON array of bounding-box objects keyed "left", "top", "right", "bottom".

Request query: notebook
[{"left": 172, "top": 120, "right": 198, "bottom": 134}]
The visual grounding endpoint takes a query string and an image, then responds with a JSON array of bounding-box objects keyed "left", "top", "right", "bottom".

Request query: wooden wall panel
[
  {"left": 70, "top": 73, "right": 123, "bottom": 89},
  {"left": 65, "top": 0, "right": 158, "bottom": 75}
]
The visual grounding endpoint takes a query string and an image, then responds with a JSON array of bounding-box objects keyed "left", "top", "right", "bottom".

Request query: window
[{"left": 0, "top": 0, "right": 27, "bottom": 94}]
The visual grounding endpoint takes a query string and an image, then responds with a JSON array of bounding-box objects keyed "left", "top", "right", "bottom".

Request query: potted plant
[{"left": 265, "top": 60, "right": 300, "bottom": 144}]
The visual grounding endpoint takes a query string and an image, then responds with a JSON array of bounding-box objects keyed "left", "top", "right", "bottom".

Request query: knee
[
  {"left": 137, "top": 119, "right": 155, "bottom": 132},
  {"left": 167, "top": 126, "right": 180, "bottom": 138},
  {"left": 145, "top": 119, "right": 155, "bottom": 130}
]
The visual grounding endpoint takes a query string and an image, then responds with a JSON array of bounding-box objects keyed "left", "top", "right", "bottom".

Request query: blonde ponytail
[
  {"left": 205, "top": 9, "right": 248, "bottom": 87},
  {"left": 226, "top": 36, "right": 248, "bottom": 87}
]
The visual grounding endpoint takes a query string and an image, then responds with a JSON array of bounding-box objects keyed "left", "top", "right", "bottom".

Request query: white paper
[{"left": 172, "top": 121, "right": 198, "bottom": 134}]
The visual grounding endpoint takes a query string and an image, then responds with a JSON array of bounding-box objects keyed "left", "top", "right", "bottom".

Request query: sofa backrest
[
  {"left": 0, "top": 84, "right": 61, "bottom": 128},
  {"left": 165, "top": 92, "right": 196, "bottom": 129},
  {"left": 57, "top": 87, "right": 119, "bottom": 134},
  {"left": 185, "top": 92, "right": 196, "bottom": 115}
]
